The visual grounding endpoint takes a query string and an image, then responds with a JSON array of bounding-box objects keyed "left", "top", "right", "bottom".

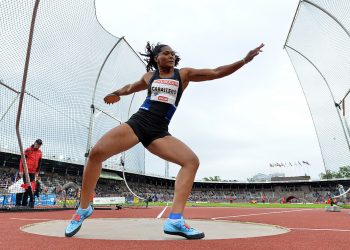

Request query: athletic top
[{"left": 140, "top": 69, "right": 183, "bottom": 122}]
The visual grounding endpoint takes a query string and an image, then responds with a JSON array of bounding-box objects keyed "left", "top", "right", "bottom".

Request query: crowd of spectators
[{"left": 1, "top": 166, "right": 349, "bottom": 204}]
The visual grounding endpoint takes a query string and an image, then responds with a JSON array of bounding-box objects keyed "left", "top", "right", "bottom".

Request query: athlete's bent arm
[
  {"left": 104, "top": 73, "right": 151, "bottom": 104},
  {"left": 113, "top": 73, "right": 150, "bottom": 96}
]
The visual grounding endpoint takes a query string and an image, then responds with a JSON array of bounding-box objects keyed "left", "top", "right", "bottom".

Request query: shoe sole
[
  {"left": 65, "top": 224, "right": 82, "bottom": 237},
  {"left": 164, "top": 230, "right": 205, "bottom": 239},
  {"left": 64, "top": 208, "right": 93, "bottom": 237}
]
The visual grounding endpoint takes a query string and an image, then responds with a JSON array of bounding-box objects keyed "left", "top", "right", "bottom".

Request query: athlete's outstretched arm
[
  {"left": 181, "top": 43, "right": 264, "bottom": 84},
  {"left": 104, "top": 73, "right": 150, "bottom": 104}
]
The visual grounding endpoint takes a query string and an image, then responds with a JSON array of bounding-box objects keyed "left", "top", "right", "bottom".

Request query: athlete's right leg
[
  {"left": 65, "top": 123, "right": 138, "bottom": 237},
  {"left": 80, "top": 123, "right": 139, "bottom": 209}
]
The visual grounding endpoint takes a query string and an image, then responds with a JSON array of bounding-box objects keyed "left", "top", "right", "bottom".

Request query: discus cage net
[
  {"left": 285, "top": 0, "right": 350, "bottom": 176},
  {"left": 0, "top": 0, "right": 152, "bottom": 209}
]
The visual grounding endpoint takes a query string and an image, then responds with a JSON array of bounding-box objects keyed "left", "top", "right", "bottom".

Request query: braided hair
[{"left": 140, "top": 42, "right": 181, "bottom": 72}]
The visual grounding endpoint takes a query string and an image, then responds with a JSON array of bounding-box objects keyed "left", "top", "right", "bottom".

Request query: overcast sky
[{"left": 95, "top": 0, "right": 326, "bottom": 181}]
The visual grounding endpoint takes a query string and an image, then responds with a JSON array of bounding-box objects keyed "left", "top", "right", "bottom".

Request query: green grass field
[
  {"left": 146, "top": 201, "right": 349, "bottom": 209},
  {"left": 56, "top": 200, "right": 350, "bottom": 209}
]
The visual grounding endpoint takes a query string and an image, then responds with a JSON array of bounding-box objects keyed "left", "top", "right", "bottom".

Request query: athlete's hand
[
  {"left": 104, "top": 93, "right": 120, "bottom": 104},
  {"left": 244, "top": 43, "right": 264, "bottom": 64}
]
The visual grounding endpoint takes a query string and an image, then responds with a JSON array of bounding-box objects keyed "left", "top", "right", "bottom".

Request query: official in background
[{"left": 15, "top": 139, "right": 43, "bottom": 208}]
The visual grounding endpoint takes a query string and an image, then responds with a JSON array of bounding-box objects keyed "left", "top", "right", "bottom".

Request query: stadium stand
[{"left": 1, "top": 155, "right": 349, "bottom": 210}]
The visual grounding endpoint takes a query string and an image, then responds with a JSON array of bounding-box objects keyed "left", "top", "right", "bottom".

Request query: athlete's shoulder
[
  {"left": 142, "top": 71, "right": 155, "bottom": 83},
  {"left": 179, "top": 67, "right": 195, "bottom": 75},
  {"left": 143, "top": 71, "right": 155, "bottom": 78},
  {"left": 178, "top": 68, "right": 193, "bottom": 82},
  {"left": 179, "top": 67, "right": 192, "bottom": 71}
]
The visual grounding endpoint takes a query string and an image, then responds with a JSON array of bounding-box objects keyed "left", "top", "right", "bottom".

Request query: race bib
[{"left": 150, "top": 79, "right": 179, "bottom": 105}]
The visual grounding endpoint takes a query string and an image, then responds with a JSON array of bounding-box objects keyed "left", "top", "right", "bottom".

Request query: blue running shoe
[
  {"left": 65, "top": 205, "right": 93, "bottom": 237},
  {"left": 163, "top": 218, "right": 205, "bottom": 239}
]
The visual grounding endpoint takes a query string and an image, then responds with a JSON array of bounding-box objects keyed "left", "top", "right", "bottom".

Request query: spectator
[
  {"left": 34, "top": 176, "right": 42, "bottom": 204},
  {"left": 338, "top": 184, "right": 345, "bottom": 196},
  {"left": 145, "top": 195, "right": 152, "bottom": 208}
]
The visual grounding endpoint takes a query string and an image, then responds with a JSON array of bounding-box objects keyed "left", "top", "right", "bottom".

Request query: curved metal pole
[
  {"left": 1, "top": 94, "right": 19, "bottom": 123},
  {"left": 16, "top": 0, "right": 40, "bottom": 200},
  {"left": 302, "top": 0, "right": 350, "bottom": 105},
  {"left": 126, "top": 93, "right": 146, "bottom": 176},
  {"left": 122, "top": 38, "right": 147, "bottom": 66},
  {"left": 286, "top": 0, "right": 350, "bottom": 50},
  {"left": 95, "top": 106, "right": 122, "bottom": 123},
  {"left": 123, "top": 38, "right": 152, "bottom": 176},
  {"left": 0, "top": 80, "right": 20, "bottom": 122},
  {"left": 303, "top": 0, "right": 350, "bottom": 39},
  {"left": 122, "top": 163, "right": 145, "bottom": 201},
  {"left": 285, "top": 45, "right": 350, "bottom": 168},
  {"left": 0, "top": 80, "right": 20, "bottom": 93},
  {"left": 127, "top": 91, "right": 146, "bottom": 175},
  {"left": 84, "top": 35, "right": 147, "bottom": 198},
  {"left": 85, "top": 37, "right": 123, "bottom": 160},
  {"left": 303, "top": 0, "right": 350, "bottom": 101},
  {"left": 284, "top": 0, "right": 302, "bottom": 48},
  {"left": 340, "top": 90, "right": 350, "bottom": 106}
]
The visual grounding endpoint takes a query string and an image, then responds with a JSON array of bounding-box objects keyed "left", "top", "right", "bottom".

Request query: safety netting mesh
[
  {"left": 0, "top": 0, "right": 146, "bottom": 174},
  {"left": 285, "top": 0, "right": 350, "bottom": 172}
]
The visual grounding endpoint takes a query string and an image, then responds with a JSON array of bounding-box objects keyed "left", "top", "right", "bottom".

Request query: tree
[
  {"left": 319, "top": 166, "right": 350, "bottom": 179},
  {"left": 203, "top": 176, "right": 221, "bottom": 181},
  {"left": 320, "top": 170, "right": 335, "bottom": 179},
  {"left": 338, "top": 166, "right": 350, "bottom": 178}
]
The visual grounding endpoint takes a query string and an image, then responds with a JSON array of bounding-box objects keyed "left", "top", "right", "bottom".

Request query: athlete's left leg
[
  {"left": 147, "top": 135, "right": 199, "bottom": 214},
  {"left": 147, "top": 136, "right": 204, "bottom": 239}
]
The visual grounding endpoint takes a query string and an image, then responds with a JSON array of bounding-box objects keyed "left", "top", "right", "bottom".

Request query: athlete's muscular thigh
[
  {"left": 147, "top": 136, "right": 199, "bottom": 167},
  {"left": 89, "top": 123, "right": 139, "bottom": 162}
]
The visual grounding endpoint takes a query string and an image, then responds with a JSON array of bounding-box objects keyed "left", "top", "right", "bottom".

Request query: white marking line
[
  {"left": 156, "top": 206, "right": 168, "bottom": 219},
  {"left": 10, "top": 218, "right": 51, "bottom": 221},
  {"left": 211, "top": 209, "right": 313, "bottom": 220},
  {"left": 289, "top": 228, "right": 350, "bottom": 232}
]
